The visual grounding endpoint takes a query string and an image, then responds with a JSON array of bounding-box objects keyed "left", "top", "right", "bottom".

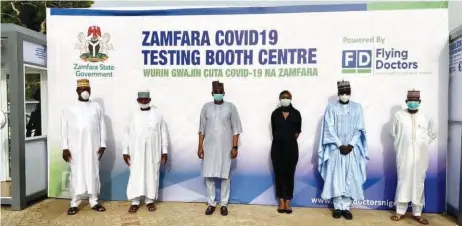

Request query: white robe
[
  {"left": 391, "top": 110, "right": 437, "bottom": 206},
  {"left": 61, "top": 101, "right": 107, "bottom": 196},
  {"left": 122, "top": 107, "right": 168, "bottom": 200}
]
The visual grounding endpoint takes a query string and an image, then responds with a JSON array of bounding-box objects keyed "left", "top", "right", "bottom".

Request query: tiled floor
[{"left": 0, "top": 199, "right": 457, "bottom": 226}]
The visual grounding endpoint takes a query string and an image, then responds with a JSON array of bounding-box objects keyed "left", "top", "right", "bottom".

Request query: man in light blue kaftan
[
  {"left": 197, "top": 81, "right": 242, "bottom": 216},
  {"left": 317, "top": 80, "right": 368, "bottom": 220}
]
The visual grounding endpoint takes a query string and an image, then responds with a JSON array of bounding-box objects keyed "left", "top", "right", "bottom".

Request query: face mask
[
  {"left": 407, "top": 101, "right": 420, "bottom": 110},
  {"left": 213, "top": 94, "right": 224, "bottom": 101},
  {"left": 339, "top": 94, "right": 350, "bottom": 102},
  {"left": 139, "top": 103, "right": 150, "bottom": 109},
  {"left": 280, "top": 99, "right": 291, "bottom": 107},
  {"left": 80, "top": 91, "right": 90, "bottom": 100}
]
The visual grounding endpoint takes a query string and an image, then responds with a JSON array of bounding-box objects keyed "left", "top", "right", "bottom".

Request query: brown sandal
[
  {"left": 277, "top": 199, "right": 285, "bottom": 213},
  {"left": 390, "top": 214, "right": 404, "bottom": 221},
  {"left": 147, "top": 203, "right": 156, "bottom": 212},
  {"left": 412, "top": 216, "right": 429, "bottom": 225},
  {"left": 128, "top": 205, "right": 139, "bottom": 213}
]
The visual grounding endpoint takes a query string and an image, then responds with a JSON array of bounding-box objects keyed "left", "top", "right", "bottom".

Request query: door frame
[{"left": 1, "top": 69, "right": 10, "bottom": 182}]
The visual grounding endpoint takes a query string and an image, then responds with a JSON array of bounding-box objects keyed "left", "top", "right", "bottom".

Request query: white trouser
[
  {"left": 396, "top": 202, "right": 423, "bottom": 216},
  {"left": 205, "top": 177, "right": 230, "bottom": 207},
  {"left": 131, "top": 196, "right": 154, "bottom": 205},
  {"left": 70, "top": 193, "right": 98, "bottom": 208},
  {"left": 333, "top": 196, "right": 353, "bottom": 211}
]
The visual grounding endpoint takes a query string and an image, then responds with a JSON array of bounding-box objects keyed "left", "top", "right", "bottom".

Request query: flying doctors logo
[
  {"left": 341, "top": 48, "right": 420, "bottom": 74},
  {"left": 342, "top": 50, "right": 372, "bottom": 73}
]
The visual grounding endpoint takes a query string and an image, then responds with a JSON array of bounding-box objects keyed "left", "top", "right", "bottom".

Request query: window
[{"left": 24, "top": 66, "right": 47, "bottom": 138}]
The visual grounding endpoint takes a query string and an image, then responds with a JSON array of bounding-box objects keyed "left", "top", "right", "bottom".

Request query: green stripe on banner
[
  {"left": 342, "top": 69, "right": 357, "bottom": 73},
  {"left": 357, "top": 69, "right": 371, "bottom": 73},
  {"left": 367, "top": 1, "right": 448, "bottom": 11}
]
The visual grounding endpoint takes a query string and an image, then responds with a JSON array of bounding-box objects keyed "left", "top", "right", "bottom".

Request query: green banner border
[{"left": 368, "top": 1, "right": 448, "bottom": 11}]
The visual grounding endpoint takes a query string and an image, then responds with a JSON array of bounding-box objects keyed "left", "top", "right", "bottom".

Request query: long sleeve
[
  {"left": 348, "top": 105, "right": 365, "bottom": 146},
  {"left": 427, "top": 116, "right": 437, "bottom": 143},
  {"left": 121, "top": 118, "right": 131, "bottom": 155},
  {"left": 61, "top": 110, "right": 69, "bottom": 150},
  {"left": 99, "top": 106, "right": 107, "bottom": 148},
  {"left": 270, "top": 111, "right": 276, "bottom": 137},
  {"left": 323, "top": 104, "right": 342, "bottom": 148},
  {"left": 198, "top": 105, "right": 206, "bottom": 135},
  {"left": 390, "top": 114, "right": 400, "bottom": 139},
  {"left": 160, "top": 117, "right": 169, "bottom": 154},
  {"left": 230, "top": 103, "right": 243, "bottom": 135},
  {"left": 295, "top": 111, "right": 302, "bottom": 133}
]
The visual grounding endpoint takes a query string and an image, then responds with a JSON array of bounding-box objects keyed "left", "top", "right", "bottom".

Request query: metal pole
[{"left": 8, "top": 32, "right": 26, "bottom": 211}]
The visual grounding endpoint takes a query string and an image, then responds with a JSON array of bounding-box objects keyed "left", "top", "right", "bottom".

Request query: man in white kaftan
[
  {"left": 390, "top": 90, "right": 437, "bottom": 225},
  {"left": 61, "top": 79, "right": 107, "bottom": 215},
  {"left": 198, "top": 81, "right": 242, "bottom": 216},
  {"left": 317, "top": 80, "right": 368, "bottom": 220},
  {"left": 122, "top": 91, "right": 168, "bottom": 213}
]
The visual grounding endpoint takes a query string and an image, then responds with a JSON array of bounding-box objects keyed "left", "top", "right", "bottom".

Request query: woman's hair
[{"left": 279, "top": 90, "right": 292, "bottom": 99}]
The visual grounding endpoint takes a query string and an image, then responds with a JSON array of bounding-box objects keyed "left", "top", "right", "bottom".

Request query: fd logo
[{"left": 75, "top": 26, "right": 113, "bottom": 62}]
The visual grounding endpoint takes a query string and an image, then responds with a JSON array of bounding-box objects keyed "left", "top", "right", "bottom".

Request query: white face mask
[
  {"left": 339, "top": 94, "right": 350, "bottom": 102},
  {"left": 280, "top": 99, "right": 291, "bottom": 107},
  {"left": 80, "top": 91, "right": 90, "bottom": 100},
  {"left": 139, "top": 103, "right": 150, "bottom": 109}
]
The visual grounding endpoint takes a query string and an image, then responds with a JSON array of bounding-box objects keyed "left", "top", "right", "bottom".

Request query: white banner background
[{"left": 47, "top": 4, "right": 448, "bottom": 212}]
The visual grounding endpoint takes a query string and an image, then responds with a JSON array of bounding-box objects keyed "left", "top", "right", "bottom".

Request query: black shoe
[
  {"left": 67, "top": 207, "right": 78, "bottom": 215},
  {"left": 220, "top": 206, "right": 228, "bottom": 216},
  {"left": 285, "top": 208, "right": 293, "bottom": 214},
  {"left": 205, "top": 206, "right": 216, "bottom": 215},
  {"left": 332, "top": 209, "right": 342, "bottom": 219},
  {"left": 342, "top": 210, "right": 353, "bottom": 220},
  {"left": 277, "top": 208, "right": 285, "bottom": 213}
]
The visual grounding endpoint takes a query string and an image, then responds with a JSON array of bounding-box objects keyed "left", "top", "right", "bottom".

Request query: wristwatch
[{"left": 232, "top": 146, "right": 238, "bottom": 150}]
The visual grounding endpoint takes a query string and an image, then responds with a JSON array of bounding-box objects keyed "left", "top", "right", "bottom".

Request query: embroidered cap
[
  {"left": 77, "top": 79, "right": 90, "bottom": 88},
  {"left": 407, "top": 90, "right": 420, "bottom": 99},
  {"left": 337, "top": 80, "right": 350, "bottom": 90},
  {"left": 137, "top": 90, "right": 150, "bottom": 98},
  {"left": 212, "top": 81, "right": 224, "bottom": 89}
]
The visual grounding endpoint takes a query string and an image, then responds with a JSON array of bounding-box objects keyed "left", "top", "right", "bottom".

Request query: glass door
[{"left": 0, "top": 70, "right": 11, "bottom": 198}]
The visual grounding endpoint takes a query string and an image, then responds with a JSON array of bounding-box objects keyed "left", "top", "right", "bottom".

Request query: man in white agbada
[
  {"left": 390, "top": 90, "right": 437, "bottom": 225},
  {"left": 122, "top": 90, "right": 168, "bottom": 213},
  {"left": 61, "top": 79, "right": 107, "bottom": 215},
  {"left": 198, "top": 81, "right": 242, "bottom": 216}
]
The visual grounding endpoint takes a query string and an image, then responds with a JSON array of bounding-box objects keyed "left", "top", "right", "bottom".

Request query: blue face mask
[
  {"left": 407, "top": 101, "right": 420, "bottom": 110},
  {"left": 213, "top": 94, "right": 224, "bottom": 101}
]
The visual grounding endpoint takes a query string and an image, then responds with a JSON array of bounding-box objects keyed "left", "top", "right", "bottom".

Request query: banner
[
  {"left": 450, "top": 36, "right": 462, "bottom": 121},
  {"left": 47, "top": 2, "right": 449, "bottom": 213},
  {"left": 448, "top": 35, "right": 462, "bottom": 211}
]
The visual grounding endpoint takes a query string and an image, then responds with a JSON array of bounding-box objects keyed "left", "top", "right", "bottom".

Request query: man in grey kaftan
[
  {"left": 198, "top": 81, "right": 242, "bottom": 216},
  {"left": 317, "top": 80, "right": 368, "bottom": 220}
]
